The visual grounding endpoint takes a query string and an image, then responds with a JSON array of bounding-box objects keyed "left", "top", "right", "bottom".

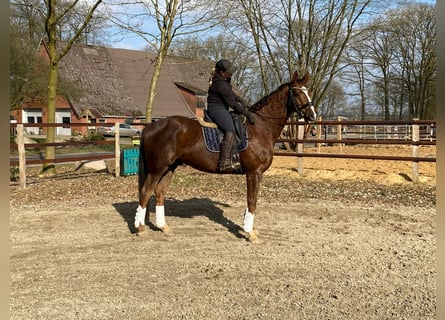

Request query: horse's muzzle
[{"left": 305, "top": 104, "right": 317, "bottom": 122}]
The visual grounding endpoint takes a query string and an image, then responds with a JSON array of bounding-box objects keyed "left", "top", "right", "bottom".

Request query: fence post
[
  {"left": 316, "top": 116, "right": 322, "bottom": 153},
  {"left": 337, "top": 116, "right": 343, "bottom": 153},
  {"left": 297, "top": 119, "right": 304, "bottom": 174},
  {"left": 412, "top": 119, "right": 419, "bottom": 183},
  {"left": 17, "top": 124, "right": 26, "bottom": 189},
  {"left": 115, "top": 124, "right": 120, "bottom": 177}
]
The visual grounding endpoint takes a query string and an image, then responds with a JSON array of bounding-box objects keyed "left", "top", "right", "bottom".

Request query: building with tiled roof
[{"left": 11, "top": 41, "right": 214, "bottom": 135}]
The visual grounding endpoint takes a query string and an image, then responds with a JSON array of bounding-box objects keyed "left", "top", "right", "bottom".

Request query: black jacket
[{"left": 207, "top": 73, "right": 247, "bottom": 114}]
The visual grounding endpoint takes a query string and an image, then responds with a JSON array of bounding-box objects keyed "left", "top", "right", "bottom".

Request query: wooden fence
[
  {"left": 276, "top": 118, "right": 435, "bottom": 183},
  {"left": 10, "top": 119, "right": 436, "bottom": 189},
  {"left": 10, "top": 123, "right": 121, "bottom": 189}
]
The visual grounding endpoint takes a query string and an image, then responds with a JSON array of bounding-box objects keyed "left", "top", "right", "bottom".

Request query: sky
[
  {"left": 108, "top": 33, "right": 147, "bottom": 51},
  {"left": 106, "top": 0, "right": 436, "bottom": 51}
]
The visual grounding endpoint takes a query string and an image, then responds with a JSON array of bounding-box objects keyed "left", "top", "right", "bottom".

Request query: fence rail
[
  {"left": 273, "top": 118, "right": 435, "bottom": 183},
  {"left": 10, "top": 119, "right": 436, "bottom": 189}
]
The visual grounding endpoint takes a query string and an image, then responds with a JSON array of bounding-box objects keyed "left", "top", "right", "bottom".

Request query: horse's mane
[{"left": 248, "top": 83, "right": 288, "bottom": 113}]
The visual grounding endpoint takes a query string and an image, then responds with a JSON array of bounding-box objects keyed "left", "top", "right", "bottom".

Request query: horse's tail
[{"left": 138, "top": 127, "right": 148, "bottom": 196}]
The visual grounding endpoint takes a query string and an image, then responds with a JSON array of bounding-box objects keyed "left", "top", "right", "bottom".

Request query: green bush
[
  {"left": 84, "top": 132, "right": 105, "bottom": 141},
  {"left": 10, "top": 166, "right": 19, "bottom": 181}
]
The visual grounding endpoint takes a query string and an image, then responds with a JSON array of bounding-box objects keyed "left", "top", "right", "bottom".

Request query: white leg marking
[
  {"left": 243, "top": 208, "right": 255, "bottom": 233},
  {"left": 135, "top": 205, "right": 146, "bottom": 228},
  {"left": 156, "top": 205, "right": 166, "bottom": 228}
]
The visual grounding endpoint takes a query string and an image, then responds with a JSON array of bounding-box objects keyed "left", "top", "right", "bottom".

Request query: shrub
[
  {"left": 84, "top": 132, "right": 105, "bottom": 141},
  {"left": 10, "top": 166, "right": 19, "bottom": 181}
]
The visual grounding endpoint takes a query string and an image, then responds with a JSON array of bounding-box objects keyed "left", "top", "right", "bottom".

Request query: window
[{"left": 62, "top": 116, "right": 70, "bottom": 128}]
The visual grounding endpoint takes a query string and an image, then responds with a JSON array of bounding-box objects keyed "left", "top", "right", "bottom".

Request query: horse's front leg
[{"left": 244, "top": 171, "right": 263, "bottom": 241}]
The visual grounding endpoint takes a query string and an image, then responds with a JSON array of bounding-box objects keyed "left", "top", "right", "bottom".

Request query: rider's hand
[{"left": 245, "top": 111, "right": 257, "bottom": 124}]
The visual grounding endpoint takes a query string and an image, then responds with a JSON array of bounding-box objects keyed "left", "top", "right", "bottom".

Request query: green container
[{"left": 121, "top": 147, "right": 139, "bottom": 176}]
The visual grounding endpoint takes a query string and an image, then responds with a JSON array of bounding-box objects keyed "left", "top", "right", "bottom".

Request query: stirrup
[
  {"left": 218, "top": 160, "right": 240, "bottom": 172},
  {"left": 217, "top": 162, "right": 232, "bottom": 172},
  {"left": 231, "top": 162, "right": 241, "bottom": 170}
]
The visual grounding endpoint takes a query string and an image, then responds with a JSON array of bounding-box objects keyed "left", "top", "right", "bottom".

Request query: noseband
[{"left": 288, "top": 84, "right": 314, "bottom": 119}]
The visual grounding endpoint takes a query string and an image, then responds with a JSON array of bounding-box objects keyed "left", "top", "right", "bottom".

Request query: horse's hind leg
[
  {"left": 134, "top": 173, "right": 158, "bottom": 235},
  {"left": 134, "top": 169, "right": 174, "bottom": 235},
  {"left": 134, "top": 169, "right": 168, "bottom": 235},
  {"left": 153, "top": 170, "right": 174, "bottom": 234}
]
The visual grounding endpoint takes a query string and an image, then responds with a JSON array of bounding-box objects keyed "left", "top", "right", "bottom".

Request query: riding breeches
[{"left": 206, "top": 105, "right": 236, "bottom": 134}]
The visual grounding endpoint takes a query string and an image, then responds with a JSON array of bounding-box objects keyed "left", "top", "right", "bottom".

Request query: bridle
[
  {"left": 288, "top": 84, "right": 314, "bottom": 120},
  {"left": 250, "top": 82, "right": 316, "bottom": 126}
]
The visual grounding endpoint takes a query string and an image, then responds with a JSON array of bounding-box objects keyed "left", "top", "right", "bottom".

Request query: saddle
[{"left": 199, "top": 111, "right": 249, "bottom": 154}]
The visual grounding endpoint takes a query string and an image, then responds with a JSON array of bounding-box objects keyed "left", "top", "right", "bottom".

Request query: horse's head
[{"left": 288, "top": 71, "right": 317, "bottom": 122}]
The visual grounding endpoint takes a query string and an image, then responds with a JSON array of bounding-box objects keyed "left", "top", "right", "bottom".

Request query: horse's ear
[
  {"left": 291, "top": 70, "right": 299, "bottom": 83},
  {"left": 302, "top": 71, "right": 309, "bottom": 84},
  {"left": 291, "top": 70, "right": 309, "bottom": 84}
]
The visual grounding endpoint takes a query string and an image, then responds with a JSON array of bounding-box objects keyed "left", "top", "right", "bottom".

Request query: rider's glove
[{"left": 244, "top": 110, "right": 257, "bottom": 125}]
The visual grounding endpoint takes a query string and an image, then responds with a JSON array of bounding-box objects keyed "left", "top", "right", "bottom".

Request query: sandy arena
[{"left": 10, "top": 145, "right": 436, "bottom": 319}]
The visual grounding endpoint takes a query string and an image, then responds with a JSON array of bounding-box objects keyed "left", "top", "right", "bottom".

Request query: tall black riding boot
[{"left": 218, "top": 131, "right": 238, "bottom": 172}]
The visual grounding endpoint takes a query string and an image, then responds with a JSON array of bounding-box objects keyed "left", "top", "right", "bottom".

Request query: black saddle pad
[{"left": 202, "top": 125, "right": 248, "bottom": 153}]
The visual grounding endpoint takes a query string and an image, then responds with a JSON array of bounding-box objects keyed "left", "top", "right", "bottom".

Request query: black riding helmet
[{"left": 215, "top": 59, "right": 237, "bottom": 74}]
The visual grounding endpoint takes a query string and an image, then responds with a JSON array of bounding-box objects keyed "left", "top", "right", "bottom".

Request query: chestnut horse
[{"left": 134, "top": 71, "right": 316, "bottom": 241}]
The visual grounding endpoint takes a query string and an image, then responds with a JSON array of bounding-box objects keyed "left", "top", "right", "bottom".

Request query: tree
[
  {"left": 10, "top": 0, "right": 45, "bottom": 43},
  {"left": 363, "top": 23, "right": 396, "bottom": 120},
  {"left": 108, "top": 0, "right": 224, "bottom": 123},
  {"left": 169, "top": 34, "right": 258, "bottom": 103},
  {"left": 354, "top": 3, "right": 436, "bottom": 120},
  {"left": 392, "top": 3, "right": 436, "bottom": 119},
  {"left": 10, "top": 0, "right": 45, "bottom": 108},
  {"left": 10, "top": 1, "right": 83, "bottom": 111},
  {"left": 221, "top": 0, "right": 379, "bottom": 107},
  {"left": 342, "top": 31, "right": 372, "bottom": 120},
  {"left": 41, "top": 0, "right": 103, "bottom": 175},
  {"left": 56, "top": 1, "right": 110, "bottom": 45},
  {"left": 317, "top": 80, "right": 346, "bottom": 119}
]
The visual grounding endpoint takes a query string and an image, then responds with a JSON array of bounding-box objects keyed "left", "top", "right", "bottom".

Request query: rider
[{"left": 206, "top": 58, "right": 257, "bottom": 172}]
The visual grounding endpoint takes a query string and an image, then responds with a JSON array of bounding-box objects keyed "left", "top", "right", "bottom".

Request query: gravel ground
[
  {"left": 10, "top": 163, "right": 436, "bottom": 210},
  {"left": 10, "top": 152, "right": 436, "bottom": 319}
]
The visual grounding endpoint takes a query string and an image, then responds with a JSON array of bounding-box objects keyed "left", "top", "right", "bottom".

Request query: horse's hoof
[
  {"left": 161, "top": 225, "right": 171, "bottom": 235},
  {"left": 136, "top": 225, "right": 148, "bottom": 236},
  {"left": 247, "top": 232, "right": 260, "bottom": 243}
]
